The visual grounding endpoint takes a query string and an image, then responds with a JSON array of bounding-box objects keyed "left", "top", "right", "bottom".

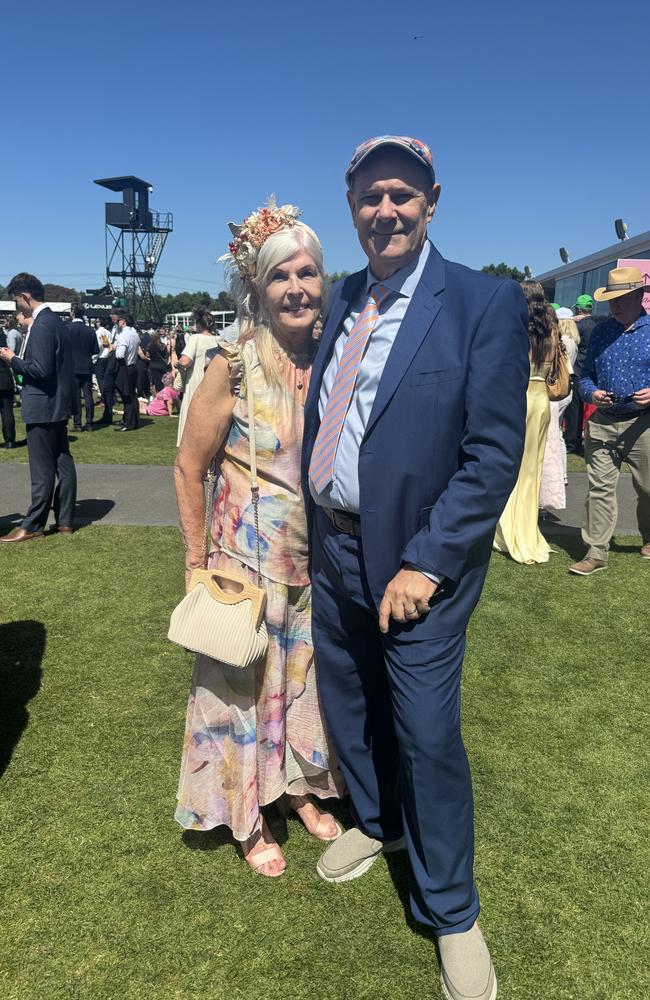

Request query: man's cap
[
  {"left": 550, "top": 303, "right": 561, "bottom": 311},
  {"left": 574, "top": 294, "right": 593, "bottom": 310},
  {"left": 345, "top": 135, "right": 435, "bottom": 186},
  {"left": 594, "top": 266, "right": 650, "bottom": 302},
  {"left": 556, "top": 307, "right": 574, "bottom": 319}
]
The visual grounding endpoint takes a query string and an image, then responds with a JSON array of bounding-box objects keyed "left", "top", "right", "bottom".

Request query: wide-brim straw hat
[{"left": 594, "top": 266, "right": 650, "bottom": 302}]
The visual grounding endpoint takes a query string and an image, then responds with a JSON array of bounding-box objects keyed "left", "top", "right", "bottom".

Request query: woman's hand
[
  {"left": 184, "top": 552, "right": 207, "bottom": 592},
  {"left": 632, "top": 387, "right": 650, "bottom": 407}
]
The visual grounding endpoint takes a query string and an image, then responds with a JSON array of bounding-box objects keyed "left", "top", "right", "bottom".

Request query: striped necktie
[{"left": 309, "top": 283, "right": 390, "bottom": 494}]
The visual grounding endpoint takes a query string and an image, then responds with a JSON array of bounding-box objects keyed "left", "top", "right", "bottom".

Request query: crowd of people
[
  {"left": 2, "top": 132, "right": 649, "bottom": 1000},
  {"left": 0, "top": 304, "right": 225, "bottom": 442}
]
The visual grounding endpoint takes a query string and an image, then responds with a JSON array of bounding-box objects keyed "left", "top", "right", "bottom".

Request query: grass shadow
[
  {"left": 540, "top": 526, "right": 584, "bottom": 560},
  {"left": 384, "top": 851, "right": 439, "bottom": 945},
  {"left": 0, "top": 620, "right": 46, "bottom": 777},
  {"left": 0, "top": 512, "right": 23, "bottom": 531},
  {"left": 72, "top": 499, "right": 116, "bottom": 526}
]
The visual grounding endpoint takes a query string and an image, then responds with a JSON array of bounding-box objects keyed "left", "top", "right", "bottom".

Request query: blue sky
[{"left": 2, "top": 0, "right": 647, "bottom": 295}]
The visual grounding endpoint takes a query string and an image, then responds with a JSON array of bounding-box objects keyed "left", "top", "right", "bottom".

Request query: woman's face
[{"left": 262, "top": 248, "right": 322, "bottom": 342}]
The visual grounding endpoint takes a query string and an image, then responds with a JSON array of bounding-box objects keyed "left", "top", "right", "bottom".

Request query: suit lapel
[{"left": 364, "top": 245, "right": 446, "bottom": 439}]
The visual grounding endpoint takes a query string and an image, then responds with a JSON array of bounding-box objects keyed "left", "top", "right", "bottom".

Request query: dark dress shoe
[
  {"left": 83, "top": 425, "right": 93, "bottom": 432},
  {"left": 0, "top": 527, "right": 45, "bottom": 543}
]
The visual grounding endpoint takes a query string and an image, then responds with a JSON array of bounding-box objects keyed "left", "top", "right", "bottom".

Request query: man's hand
[
  {"left": 0, "top": 347, "right": 15, "bottom": 364},
  {"left": 592, "top": 389, "right": 613, "bottom": 409},
  {"left": 378, "top": 568, "right": 437, "bottom": 634},
  {"left": 632, "top": 387, "right": 650, "bottom": 407}
]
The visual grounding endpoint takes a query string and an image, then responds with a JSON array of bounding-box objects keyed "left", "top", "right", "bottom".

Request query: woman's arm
[{"left": 174, "top": 354, "right": 236, "bottom": 586}]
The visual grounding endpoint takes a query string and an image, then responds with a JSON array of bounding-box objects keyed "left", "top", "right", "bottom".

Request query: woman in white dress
[
  {"left": 539, "top": 313, "right": 579, "bottom": 512},
  {"left": 175, "top": 305, "right": 219, "bottom": 446}
]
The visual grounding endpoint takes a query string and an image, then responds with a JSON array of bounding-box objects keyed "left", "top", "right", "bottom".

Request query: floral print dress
[{"left": 175, "top": 338, "right": 343, "bottom": 841}]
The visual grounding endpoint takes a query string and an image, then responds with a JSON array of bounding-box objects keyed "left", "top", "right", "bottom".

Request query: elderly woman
[
  {"left": 175, "top": 304, "right": 219, "bottom": 446},
  {"left": 174, "top": 201, "right": 344, "bottom": 877}
]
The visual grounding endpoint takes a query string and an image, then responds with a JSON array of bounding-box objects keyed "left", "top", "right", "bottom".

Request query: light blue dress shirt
[
  {"left": 6, "top": 328, "right": 22, "bottom": 354},
  {"left": 115, "top": 327, "right": 140, "bottom": 365},
  {"left": 312, "top": 241, "right": 430, "bottom": 513}
]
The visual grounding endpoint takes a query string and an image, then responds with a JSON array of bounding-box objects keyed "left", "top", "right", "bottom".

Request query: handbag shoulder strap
[
  {"left": 241, "top": 342, "right": 262, "bottom": 586},
  {"left": 203, "top": 340, "right": 263, "bottom": 585}
]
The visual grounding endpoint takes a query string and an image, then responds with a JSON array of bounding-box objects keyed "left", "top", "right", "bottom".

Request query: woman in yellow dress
[{"left": 493, "top": 281, "right": 559, "bottom": 564}]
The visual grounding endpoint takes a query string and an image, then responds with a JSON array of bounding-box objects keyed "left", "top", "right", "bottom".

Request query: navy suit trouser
[
  {"left": 311, "top": 506, "right": 479, "bottom": 935},
  {"left": 73, "top": 373, "right": 94, "bottom": 429},
  {"left": 23, "top": 421, "right": 77, "bottom": 531}
]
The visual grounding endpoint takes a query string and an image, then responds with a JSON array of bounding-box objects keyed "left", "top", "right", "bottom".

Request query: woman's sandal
[
  {"left": 240, "top": 820, "right": 286, "bottom": 878},
  {"left": 279, "top": 794, "right": 342, "bottom": 842}
]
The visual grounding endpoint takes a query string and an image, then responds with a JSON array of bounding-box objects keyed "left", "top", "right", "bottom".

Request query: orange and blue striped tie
[{"left": 309, "top": 283, "right": 390, "bottom": 494}]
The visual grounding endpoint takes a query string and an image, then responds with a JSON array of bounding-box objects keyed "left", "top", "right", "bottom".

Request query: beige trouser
[{"left": 582, "top": 410, "right": 650, "bottom": 560}]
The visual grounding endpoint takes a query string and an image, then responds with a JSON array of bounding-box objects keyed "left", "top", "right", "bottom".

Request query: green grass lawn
[
  {"left": 1, "top": 412, "right": 178, "bottom": 466},
  {"left": 1, "top": 528, "right": 648, "bottom": 999}
]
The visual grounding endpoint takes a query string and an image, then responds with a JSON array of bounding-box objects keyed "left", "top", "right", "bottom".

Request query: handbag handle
[
  {"left": 188, "top": 569, "right": 266, "bottom": 629},
  {"left": 203, "top": 341, "right": 263, "bottom": 586}
]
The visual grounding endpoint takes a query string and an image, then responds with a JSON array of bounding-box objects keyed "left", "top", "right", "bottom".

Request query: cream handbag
[{"left": 168, "top": 346, "right": 269, "bottom": 667}]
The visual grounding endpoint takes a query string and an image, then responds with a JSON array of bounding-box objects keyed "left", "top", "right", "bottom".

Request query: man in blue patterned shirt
[{"left": 570, "top": 267, "right": 650, "bottom": 574}]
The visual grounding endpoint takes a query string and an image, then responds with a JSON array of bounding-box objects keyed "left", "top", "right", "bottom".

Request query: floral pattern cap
[{"left": 345, "top": 135, "right": 435, "bottom": 186}]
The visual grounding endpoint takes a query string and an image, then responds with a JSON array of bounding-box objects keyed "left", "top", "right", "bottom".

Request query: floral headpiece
[{"left": 219, "top": 196, "right": 302, "bottom": 279}]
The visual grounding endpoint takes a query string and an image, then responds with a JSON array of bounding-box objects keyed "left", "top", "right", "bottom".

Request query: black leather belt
[
  {"left": 321, "top": 507, "right": 362, "bottom": 537},
  {"left": 606, "top": 407, "right": 650, "bottom": 421}
]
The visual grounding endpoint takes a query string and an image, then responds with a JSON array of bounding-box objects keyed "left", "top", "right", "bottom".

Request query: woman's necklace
[{"left": 274, "top": 341, "right": 316, "bottom": 390}]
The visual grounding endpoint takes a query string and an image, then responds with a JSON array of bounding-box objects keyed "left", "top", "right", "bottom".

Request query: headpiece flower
[{"left": 219, "top": 196, "right": 302, "bottom": 279}]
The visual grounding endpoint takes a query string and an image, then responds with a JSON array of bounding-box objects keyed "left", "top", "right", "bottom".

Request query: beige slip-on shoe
[
  {"left": 640, "top": 543, "right": 650, "bottom": 559},
  {"left": 316, "top": 827, "right": 405, "bottom": 883},
  {"left": 568, "top": 556, "right": 607, "bottom": 576},
  {"left": 438, "top": 922, "right": 496, "bottom": 1000}
]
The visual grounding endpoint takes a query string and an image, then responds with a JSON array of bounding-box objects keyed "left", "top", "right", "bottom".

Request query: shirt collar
[
  {"left": 366, "top": 239, "right": 431, "bottom": 300},
  {"left": 31, "top": 303, "right": 47, "bottom": 321},
  {"left": 606, "top": 311, "right": 650, "bottom": 334}
]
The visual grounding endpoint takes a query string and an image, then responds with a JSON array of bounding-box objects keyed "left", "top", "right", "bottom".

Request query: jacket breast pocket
[{"left": 411, "top": 366, "right": 464, "bottom": 386}]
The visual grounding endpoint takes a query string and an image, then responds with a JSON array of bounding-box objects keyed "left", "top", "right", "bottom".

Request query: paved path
[{"left": 0, "top": 462, "right": 641, "bottom": 535}]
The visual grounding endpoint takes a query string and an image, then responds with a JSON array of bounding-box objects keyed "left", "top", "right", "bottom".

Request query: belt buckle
[{"left": 332, "top": 509, "right": 347, "bottom": 532}]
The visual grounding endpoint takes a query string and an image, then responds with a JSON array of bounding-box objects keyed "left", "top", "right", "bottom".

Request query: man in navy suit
[
  {"left": 0, "top": 273, "right": 77, "bottom": 542},
  {"left": 302, "top": 137, "right": 529, "bottom": 1000},
  {"left": 66, "top": 303, "right": 98, "bottom": 431}
]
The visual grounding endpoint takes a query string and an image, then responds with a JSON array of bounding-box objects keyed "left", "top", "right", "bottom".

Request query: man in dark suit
[
  {"left": 302, "top": 137, "right": 529, "bottom": 1000},
  {"left": 0, "top": 327, "right": 17, "bottom": 448},
  {"left": 0, "top": 273, "right": 77, "bottom": 542},
  {"left": 66, "top": 302, "right": 98, "bottom": 431}
]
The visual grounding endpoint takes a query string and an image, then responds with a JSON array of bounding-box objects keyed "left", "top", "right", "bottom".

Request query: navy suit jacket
[
  {"left": 65, "top": 319, "right": 98, "bottom": 376},
  {"left": 11, "top": 308, "right": 76, "bottom": 424},
  {"left": 302, "top": 242, "right": 530, "bottom": 638}
]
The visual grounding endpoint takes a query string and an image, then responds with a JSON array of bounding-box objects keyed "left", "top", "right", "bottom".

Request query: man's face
[
  {"left": 347, "top": 149, "right": 440, "bottom": 279},
  {"left": 13, "top": 292, "right": 32, "bottom": 314},
  {"left": 609, "top": 288, "right": 644, "bottom": 328},
  {"left": 16, "top": 310, "right": 31, "bottom": 330}
]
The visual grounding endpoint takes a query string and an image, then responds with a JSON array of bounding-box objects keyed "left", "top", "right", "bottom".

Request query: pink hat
[{"left": 345, "top": 135, "right": 435, "bottom": 186}]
